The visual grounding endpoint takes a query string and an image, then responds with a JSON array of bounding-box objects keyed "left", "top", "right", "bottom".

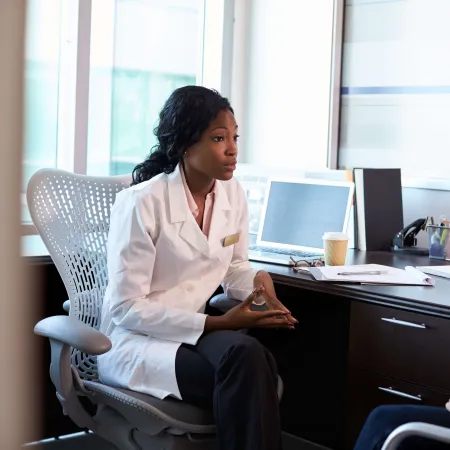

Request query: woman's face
[{"left": 184, "top": 110, "right": 238, "bottom": 181}]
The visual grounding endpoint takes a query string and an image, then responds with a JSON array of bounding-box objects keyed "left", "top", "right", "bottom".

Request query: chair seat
[
  {"left": 83, "top": 374, "right": 283, "bottom": 436},
  {"left": 84, "top": 380, "right": 216, "bottom": 435}
]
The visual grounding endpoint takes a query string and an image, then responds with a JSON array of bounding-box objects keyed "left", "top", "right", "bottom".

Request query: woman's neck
[{"left": 183, "top": 164, "right": 215, "bottom": 199}]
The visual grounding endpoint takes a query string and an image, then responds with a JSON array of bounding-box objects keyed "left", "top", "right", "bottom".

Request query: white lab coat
[{"left": 98, "top": 164, "right": 259, "bottom": 400}]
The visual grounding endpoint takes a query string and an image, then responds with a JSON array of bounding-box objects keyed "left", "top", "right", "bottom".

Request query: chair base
[
  {"left": 94, "top": 405, "right": 218, "bottom": 450},
  {"left": 133, "top": 429, "right": 218, "bottom": 450}
]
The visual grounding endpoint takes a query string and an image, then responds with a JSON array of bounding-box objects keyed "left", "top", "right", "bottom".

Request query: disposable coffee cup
[{"left": 322, "top": 232, "right": 349, "bottom": 266}]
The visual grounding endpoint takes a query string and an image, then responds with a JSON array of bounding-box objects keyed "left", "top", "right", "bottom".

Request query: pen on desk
[{"left": 337, "top": 270, "right": 389, "bottom": 276}]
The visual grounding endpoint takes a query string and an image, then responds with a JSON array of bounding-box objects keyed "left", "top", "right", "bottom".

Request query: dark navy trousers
[{"left": 175, "top": 330, "right": 282, "bottom": 450}]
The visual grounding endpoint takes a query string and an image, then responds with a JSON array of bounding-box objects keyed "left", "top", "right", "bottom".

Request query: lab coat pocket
[{"left": 98, "top": 328, "right": 147, "bottom": 388}]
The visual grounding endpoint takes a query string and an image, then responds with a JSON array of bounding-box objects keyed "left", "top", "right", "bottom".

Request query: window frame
[{"left": 327, "top": 0, "right": 345, "bottom": 170}]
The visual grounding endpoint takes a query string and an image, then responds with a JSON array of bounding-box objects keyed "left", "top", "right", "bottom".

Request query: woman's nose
[{"left": 227, "top": 140, "right": 238, "bottom": 156}]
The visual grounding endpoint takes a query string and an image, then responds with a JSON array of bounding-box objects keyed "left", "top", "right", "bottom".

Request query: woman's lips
[{"left": 224, "top": 162, "right": 237, "bottom": 171}]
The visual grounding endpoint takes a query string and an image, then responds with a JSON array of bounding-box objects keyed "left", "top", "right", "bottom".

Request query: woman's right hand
[{"left": 205, "top": 288, "right": 294, "bottom": 332}]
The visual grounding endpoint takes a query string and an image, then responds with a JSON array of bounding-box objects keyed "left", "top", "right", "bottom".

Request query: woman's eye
[
  {"left": 233, "top": 134, "right": 240, "bottom": 142},
  {"left": 212, "top": 136, "right": 224, "bottom": 142}
]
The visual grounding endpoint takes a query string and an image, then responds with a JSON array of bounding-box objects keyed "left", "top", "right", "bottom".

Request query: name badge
[{"left": 223, "top": 233, "right": 240, "bottom": 247}]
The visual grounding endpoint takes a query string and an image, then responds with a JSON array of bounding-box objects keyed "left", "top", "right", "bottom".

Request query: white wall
[{"left": 237, "top": 0, "right": 335, "bottom": 170}]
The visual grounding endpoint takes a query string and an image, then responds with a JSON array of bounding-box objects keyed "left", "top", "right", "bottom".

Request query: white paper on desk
[
  {"left": 416, "top": 265, "right": 450, "bottom": 280},
  {"left": 405, "top": 266, "right": 435, "bottom": 286},
  {"left": 317, "top": 264, "right": 433, "bottom": 286}
]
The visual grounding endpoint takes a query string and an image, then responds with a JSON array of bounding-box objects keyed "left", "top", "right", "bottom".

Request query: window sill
[
  {"left": 22, "top": 223, "right": 37, "bottom": 236},
  {"left": 22, "top": 234, "right": 49, "bottom": 259}
]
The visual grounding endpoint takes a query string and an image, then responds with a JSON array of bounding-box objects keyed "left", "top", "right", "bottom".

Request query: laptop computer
[{"left": 249, "top": 178, "right": 355, "bottom": 266}]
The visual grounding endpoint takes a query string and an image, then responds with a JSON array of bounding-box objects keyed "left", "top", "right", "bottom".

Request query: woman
[{"left": 98, "top": 86, "right": 297, "bottom": 449}]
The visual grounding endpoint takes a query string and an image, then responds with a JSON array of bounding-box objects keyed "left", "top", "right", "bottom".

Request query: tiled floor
[{"left": 26, "top": 432, "right": 330, "bottom": 450}]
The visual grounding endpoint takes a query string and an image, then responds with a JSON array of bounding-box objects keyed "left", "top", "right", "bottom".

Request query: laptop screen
[{"left": 260, "top": 180, "right": 352, "bottom": 250}]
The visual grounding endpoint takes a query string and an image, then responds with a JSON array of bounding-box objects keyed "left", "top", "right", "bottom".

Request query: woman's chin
[
  {"left": 216, "top": 166, "right": 235, "bottom": 181},
  {"left": 217, "top": 171, "right": 234, "bottom": 181}
]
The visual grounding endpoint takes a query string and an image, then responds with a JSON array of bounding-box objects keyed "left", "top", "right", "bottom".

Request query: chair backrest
[{"left": 27, "top": 169, "right": 131, "bottom": 381}]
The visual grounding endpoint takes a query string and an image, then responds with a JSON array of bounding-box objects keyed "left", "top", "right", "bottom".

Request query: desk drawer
[
  {"left": 345, "top": 368, "right": 450, "bottom": 449},
  {"left": 349, "top": 302, "right": 450, "bottom": 392}
]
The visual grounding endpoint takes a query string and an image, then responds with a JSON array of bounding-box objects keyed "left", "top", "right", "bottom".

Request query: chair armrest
[
  {"left": 209, "top": 294, "right": 267, "bottom": 314},
  {"left": 34, "top": 315, "right": 111, "bottom": 355},
  {"left": 382, "top": 422, "right": 450, "bottom": 450},
  {"left": 62, "top": 300, "right": 70, "bottom": 313},
  {"left": 34, "top": 315, "right": 108, "bottom": 432}
]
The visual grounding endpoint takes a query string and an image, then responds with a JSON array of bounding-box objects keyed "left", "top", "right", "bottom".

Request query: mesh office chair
[
  {"left": 28, "top": 169, "right": 283, "bottom": 450},
  {"left": 381, "top": 422, "right": 450, "bottom": 450}
]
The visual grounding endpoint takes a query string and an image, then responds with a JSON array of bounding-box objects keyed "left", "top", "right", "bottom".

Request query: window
[
  {"left": 234, "top": 0, "right": 339, "bottom": 171},
  {"left": 231, "top": 0, "right": 341, "bottom": 236},
  {"left": 87, "top": 0, "right": 202, "bottom": 176},
  {"left": 22, "top": 0, "right": 63, "bottom": 223},
  {"left": 339, "top": 0, "right": 450, "bottom": 179},
  {"left": 23, "top": 0, "right": 233, "bottom": 228}
]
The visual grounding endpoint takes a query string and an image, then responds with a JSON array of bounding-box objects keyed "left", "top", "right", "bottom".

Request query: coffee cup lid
[{"left": 322, "top": 232, "right": 349, "bottom": 240}]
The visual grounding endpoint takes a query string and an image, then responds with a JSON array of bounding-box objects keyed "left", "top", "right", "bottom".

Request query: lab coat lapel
[
  {"left": 167, "top": 166, "right": 210, "bottom": 258},
  {"left": 207, "top": 181, "right": 231, "bottom": 253}
]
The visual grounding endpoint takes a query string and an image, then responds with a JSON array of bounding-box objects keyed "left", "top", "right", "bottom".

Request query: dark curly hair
[{"left": 131, "top": 86, "right": 233, "bottom": 185}]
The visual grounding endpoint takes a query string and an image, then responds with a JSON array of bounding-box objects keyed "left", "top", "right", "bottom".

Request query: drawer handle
[
  {"left": 381, "top": 317, "right": 427, "bottom": 329},
  {"left": 378, "top": 386, "right": 422, "bottom": 401}
]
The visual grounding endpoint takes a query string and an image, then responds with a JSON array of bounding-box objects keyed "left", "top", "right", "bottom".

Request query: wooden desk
[
  {"left": 24, "top": 239, "right": 450, "bottom": 448},
  {"left": 250, "top": 250, "right": 450, "bottom": 449}
]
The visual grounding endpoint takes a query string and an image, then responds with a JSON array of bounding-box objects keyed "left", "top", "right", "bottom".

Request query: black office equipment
[
  {"left": 391, "top": 217, "right": 431, "bottom": 255},
  {"left": 353, "top": 168, "right": 404, "bottom": 251}
]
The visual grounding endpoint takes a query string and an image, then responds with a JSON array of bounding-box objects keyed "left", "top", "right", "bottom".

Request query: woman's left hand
[{"left": 253, "top": 271, "right": 298, "bottom": 326}]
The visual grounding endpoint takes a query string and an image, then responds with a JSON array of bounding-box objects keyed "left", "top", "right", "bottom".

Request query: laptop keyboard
[{"left": 249, "top": 246, "right": 321, "bottom": 258}]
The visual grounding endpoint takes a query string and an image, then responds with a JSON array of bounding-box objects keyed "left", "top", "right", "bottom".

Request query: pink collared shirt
[{"left": 180, "top": 165, "right": 216, "bottom": 239}]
